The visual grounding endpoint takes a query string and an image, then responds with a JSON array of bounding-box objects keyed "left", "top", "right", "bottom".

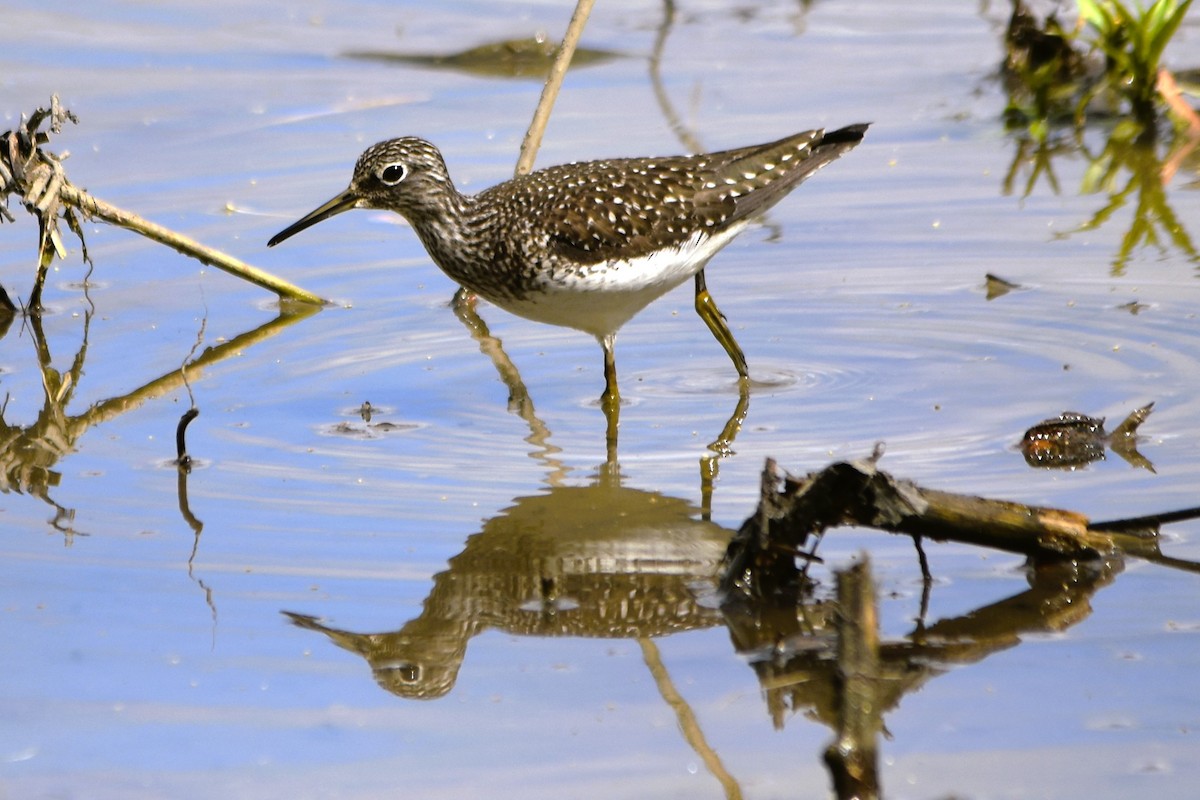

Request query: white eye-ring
[{"left": 379, "top": 162, "right": 408, "bottom": 185}]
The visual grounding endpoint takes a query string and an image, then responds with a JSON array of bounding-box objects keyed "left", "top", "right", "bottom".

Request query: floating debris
[
  {"left": 984, "top": 272, "right": 1023, "bottom": 300},
  {"left": 1021, "top": 403, "right": 1155, "bottom": 471}
]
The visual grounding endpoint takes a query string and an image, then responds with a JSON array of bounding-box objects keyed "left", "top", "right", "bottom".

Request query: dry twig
[
  {"left": 1, "top": 96, "right": 326, "bottom": 306},
  {"left": 514, "top": 0, "right": 597, "bottom": 176}
]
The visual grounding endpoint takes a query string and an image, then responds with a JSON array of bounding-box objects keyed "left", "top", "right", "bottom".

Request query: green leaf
[
  {"left": 1078, "top": 0, "right": 1114, "bottom": 33},
  {"left": 1147, "top": 0, "right": 1191, "bottom": 67}
]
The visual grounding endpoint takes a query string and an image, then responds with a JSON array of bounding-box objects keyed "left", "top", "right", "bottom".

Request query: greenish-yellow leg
[
  {"left": 694, "top": 270, "right": 748, "bottom": 378},
  {"left": 600, "top": 333, "right": 620, "bottom": 456},
  {"left": 600, "top": 333, "right": 620, "bottom": 408}
]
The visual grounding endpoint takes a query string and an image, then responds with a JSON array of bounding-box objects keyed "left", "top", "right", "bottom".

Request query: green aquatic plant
[
  {"left": 1001, "top": 0, "right": 1197, "bottom": 140},
  {"left": 1000, "top": 1, "right": 1199, "bottom": 269},
  {"left": 1076, "top": 0, "right": 1193, "bottom": 132}
]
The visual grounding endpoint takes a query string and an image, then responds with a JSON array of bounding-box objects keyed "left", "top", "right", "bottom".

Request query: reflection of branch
[
  {"left": 0, "top": 307, "right": 93, "bottom": 535},
  {"left": 79, "top": 304, "right": 319, "bottom": 430},
  {"left": 639, "top": 637, "right": 743, "bottom": 800},
  {"left": 0, "top": 305, "right": 318, "bottom": 534},
  {"left": 724, "top": 552, "right": 1120, "bottom": 733},
  {"left": 649, "top": 0, "right": 704, "bottom": 154}
]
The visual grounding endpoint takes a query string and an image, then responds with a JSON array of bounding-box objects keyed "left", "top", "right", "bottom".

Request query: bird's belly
[
  {"left": 495, "top": 227, "right": 744, "bottom": 338},
  {"left": 500, "top": 271, "right": 690, "bottom": 337}
]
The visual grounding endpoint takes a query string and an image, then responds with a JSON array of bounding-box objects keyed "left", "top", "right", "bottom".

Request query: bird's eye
[{"left": 379, "top": 162, "right": 408, "bottom": 185}]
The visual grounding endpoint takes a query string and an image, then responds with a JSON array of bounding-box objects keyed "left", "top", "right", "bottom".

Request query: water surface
[{"left": 3, "top": 1, "right": 1200, "bottom": 798}]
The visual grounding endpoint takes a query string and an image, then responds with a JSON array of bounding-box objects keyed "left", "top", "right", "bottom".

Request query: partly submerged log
[{"left": 721, "top": 447, "right": 1197, "bottom": 598}]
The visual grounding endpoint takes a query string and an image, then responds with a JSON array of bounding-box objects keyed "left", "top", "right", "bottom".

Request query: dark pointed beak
[{"left": 267, "top": 188, "right": 360, "bottom": 247}]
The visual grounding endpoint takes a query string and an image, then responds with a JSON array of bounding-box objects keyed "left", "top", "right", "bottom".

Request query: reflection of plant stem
[
  {"left": 180, "top": 466, "right": 216, "bottom": 647},
  {"left": 650, "top": 0, "right": 704, "bottom": 155},
  {"left": 824, "top": 558, "right": 882, "bottom": 800},
  {"left": 178, "top": 463, "right": 204, "bottom": 537},
  {"left": 27, "top": 304, "right": 90, "bottom": 539},
  {"left": 1160, "top": 125, "right": 1200, "bottom": 185},
  {"left": 638, "top": 637, "right": 744, "bottom": 800},
  {"left": 1001, "top": 134, "right": 1067, "bottom": 198},
  {"left": 1158, "top": 68, "right": 1200, "bottom": 136},
  {"left": 1, "top": 302, "right": 316, "bottom": 542},
  {"left": 1074, "top": 131, "right": 1199, "bottom": 272},
  {"left": 515, "top": 0, "right": 596, "bottom": 176},
  {"left": 77, "top": 304, "right": 318, "bottom": 430}
]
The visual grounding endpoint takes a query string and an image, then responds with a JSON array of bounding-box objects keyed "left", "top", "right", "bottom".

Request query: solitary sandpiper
[{"left": 268, "top": 124, "right": 868, "bottom": 406}]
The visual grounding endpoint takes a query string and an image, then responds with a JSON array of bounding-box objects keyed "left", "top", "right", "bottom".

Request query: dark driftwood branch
[{"left": 721, "top": 451, "right": 1200, "bottom": 597}]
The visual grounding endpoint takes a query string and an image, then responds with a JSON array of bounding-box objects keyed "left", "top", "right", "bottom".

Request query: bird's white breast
[{"left": 498, "top": 224, "right": 748, "bottom": 338}]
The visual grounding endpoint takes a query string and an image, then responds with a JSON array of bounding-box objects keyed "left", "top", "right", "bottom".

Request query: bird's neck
[{"left": 406, "top": 188, "right": 484, "bottom": 283}]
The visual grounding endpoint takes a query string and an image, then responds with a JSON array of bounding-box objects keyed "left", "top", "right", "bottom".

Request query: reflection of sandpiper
[
  {"left": 285, "top": 477, "right": 731, "bottom": 700},
  {"left": 269, "top": 126, "right": 867, "bottom": 407}
]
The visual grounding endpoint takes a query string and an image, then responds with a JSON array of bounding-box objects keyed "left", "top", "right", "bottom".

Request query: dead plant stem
[
  {"left": 58, "top": 183, "right": 326, "bottom": 305},
  {"left": 515, "top": 0, "right": 596, "bottom": 176}
]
